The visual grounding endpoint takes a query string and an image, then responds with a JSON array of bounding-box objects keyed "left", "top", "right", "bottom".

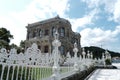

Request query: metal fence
[{"left": 0, "top": 31, "right": 110, "bottom": 80}]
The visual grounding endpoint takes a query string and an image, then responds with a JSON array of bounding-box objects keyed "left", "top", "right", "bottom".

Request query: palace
[{"left": 25, "top": 16, "right": 81, "bottom": 56}]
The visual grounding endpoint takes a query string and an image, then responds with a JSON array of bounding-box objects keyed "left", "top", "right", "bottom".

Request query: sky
[{"left": 0, "top": 0, "right": 120, "bottom": 53}]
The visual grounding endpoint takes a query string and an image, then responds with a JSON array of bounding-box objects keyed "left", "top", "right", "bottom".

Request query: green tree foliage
[
  {"left": 9, "top": 41, "right": 25, "bottom": 53},
  {"left": 20, "top": 40, "right": 25, "bottom": 49},
  {"left": 0, "top": 27, "right": 13, "bottom": 43},
  {"left": 0, "top": 27, "right": 13, "bottom": 48},
  {"left": 83, "top": 46, "right": 120, "bottom": 59},
  {"left": 0, "top": 39, "right": 8, "bottom": 48},
  {"left": 105, "top": 59, "right": 111, "bottom": 65},
  {"left": 9, "top": 43, "right": 23, "bottom": 53},
  {"left": 19, "top": 40, "right": 25, "bottom": 53},
  {"left": 10, "top": 43, "right": 18, "bottom": 48}
]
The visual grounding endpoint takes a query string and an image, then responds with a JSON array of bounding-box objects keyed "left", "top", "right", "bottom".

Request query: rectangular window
[
  {"left": 44, "top": 29, "right": 49, "bottom": 36},
  {"left": 44, "top": 46, "right": 49, "bottom": 53},
  {"left": 38, "top": 45, "right": 41, "bottom": 50}
]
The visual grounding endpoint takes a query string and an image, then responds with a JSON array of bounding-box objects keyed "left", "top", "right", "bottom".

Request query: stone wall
[
  {"left": 62, "top": 67, "right": 95, "bottom": 80},
  {"left": 62, "top": 65, "right": 117, "bottom": 80}
]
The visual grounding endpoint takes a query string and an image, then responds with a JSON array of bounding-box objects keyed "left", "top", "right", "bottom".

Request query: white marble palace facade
[{"left": 25, "top": 16, "right": 81, "bottom": 56}]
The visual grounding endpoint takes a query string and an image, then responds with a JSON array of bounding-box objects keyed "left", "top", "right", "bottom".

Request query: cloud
[
  {"left": 0, "top": 0, "right": 70, "bottom": 45},
  {"left": 0, "top": 15, "right": 26, "bottom": 45},
  {"left": 81, "top": 0, "right": 101, "bottom": 8},
  {"left": 10, "top": 0, "right": 100, "bottom": 45},
  {"left": 69, "top": 16, "right": 92, "bottom": 32},
  {"left": 79, "top": 0, "right": 120, "bottom": 52},
  {"left": 80, "top": 26, "right": 120, "bottom": 47},
  {"left": 1, "top": 0, "right": 120, "bottom": 53},
  {"left": 68, "top": 8, "right": 99, "bottom": 32},
  {"left": 101, "top": 0, "right": 120, "bottom": 23},
  {"left": 12, "top": 0, "right": 70, "bottom": 25},
  {"left": 81, "top": 0, "right": 120, "bottom": 23},
  {"left": 113, "top": 0, "right": 120, "bottom": 23}
]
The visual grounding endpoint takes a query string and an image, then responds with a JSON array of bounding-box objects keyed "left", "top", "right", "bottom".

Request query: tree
[
  {"left": 18, "top": 40, "right": 25, "bottom": 53},
  {"left": 10, "top": 43, "right": 18, "bottom": 48},
  {"left": 0, "top": 27, "right": 13, "bottom": 48},
  {"left": 20, "top": 40, "right": 25, "bottom": 49},
  {"left": 10, "top": 43, "right": 22, "bottom": 53},
  {"left": 84, "top": 46, "right": 120, "bottom": 58},
  {"left": 105, "top": 59, "right": 111, "bottom": 65}
]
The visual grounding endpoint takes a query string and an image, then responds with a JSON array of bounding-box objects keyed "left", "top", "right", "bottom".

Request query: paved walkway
[
  {"left": 112, "top": 63, "right": 120, "bottom": 69},
  {"left": 88, "top": 69, "right": 120, "bottom": 80}
]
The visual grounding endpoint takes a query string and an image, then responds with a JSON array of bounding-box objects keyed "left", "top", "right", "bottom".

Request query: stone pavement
[{"left": 88, "top": 69, "right": 120, "bottom": 80}]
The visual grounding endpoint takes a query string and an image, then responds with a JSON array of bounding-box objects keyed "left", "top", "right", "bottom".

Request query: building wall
[{"left": 25, "top": 16, "right": 81, "bottom": 56}]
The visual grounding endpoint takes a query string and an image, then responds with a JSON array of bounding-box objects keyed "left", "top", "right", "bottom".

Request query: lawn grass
[
  {"left": 0, "top": 64, "right": 72, "bottom": 80},
  {"left": 0, "top": 64, "right": 53, "bottom": 80}
]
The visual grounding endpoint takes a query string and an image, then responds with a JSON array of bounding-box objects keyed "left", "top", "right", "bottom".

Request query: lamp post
[
  {"left": 82, "top": 48, "right": 86, "bottom": 60},
  {"left": 87, "top": 51, "right": 90, "bottom": 59},
  {"left": 82, "top": 48, "right": 87, "bottom": 70},
  {"left": 102, "top": 53, "right": 105, "bottom": 66},
  {"left": 73, "top": 42, "right": 79, "bottom": 71},
  {"left": 52, "top": 31, "right": 61, "bottom": 80}
]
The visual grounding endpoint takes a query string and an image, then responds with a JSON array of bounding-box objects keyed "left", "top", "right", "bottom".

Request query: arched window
[
  {"left": 39, "top": 29, "right": 42, "bottom": 37},
  {"left": 33, "top": 31, "right": 36, "bottom": 38},
  {"left": 44, "top": 29, "right": 49, "bottom": 36},
  {"left": 67, "top": 31, "right": 69, "bottom": 38},
  {"left": 38, "top": 45, "right": 41, "bottom": 50},
  {"left": 44, "top": 45, "right": 49, "bottom": 53},
  {"left": 75, "top": 38, "right": 78, "bottom": 44},
  {"left": 60, "top": 46, "right": 64, "bottom": 55},
  {"left": 52, "top": 27, "right": 56, "bottom": 36},
  {"left": 60, "top": 27, "right": 65, "bottom": 37},
  {"left": 29, "top": 32, "right": 32, "bottom": 39},
  {"left": 27, "top": 31, "right": 29, "bottom": 39}
]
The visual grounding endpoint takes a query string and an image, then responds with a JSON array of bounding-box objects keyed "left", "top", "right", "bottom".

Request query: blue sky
[{"left": 0, "top": 0, "right": 120, "bottom": 53}]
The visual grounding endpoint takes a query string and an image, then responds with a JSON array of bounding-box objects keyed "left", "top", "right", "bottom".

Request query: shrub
[{"left": 105, "top": 59, "right": 111, "bottom": 65}]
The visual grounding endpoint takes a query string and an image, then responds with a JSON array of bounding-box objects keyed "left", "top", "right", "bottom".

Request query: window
[
  {"left": 67, "top": 31, "right": 69, "bottom": 38},
  {"left": 52, "top": 27, "right": 56, "bottom": 36},
  {"left": 38, "top": 45, "right": 41, "bottom": 50},
  {"left": 44, "top": 45, "right": 49, "bottom": 53},
  {"left": 60, "top": 46, "right": 64, "bottom": 55},
  {"left": 29, "top": 33, "right": 32, "bottom": 38},
  {"left": 71, "top": 37, "right": 74, "bottom": 44},
  {"left": 51, "top": 46, "right": 54, "bottom": 51},
  {"left": 39, "top": 29, "right": 42, "bottom": 37},
  {"left": 27, "top": 31, "right": 29, "bottom": 39},
  {"left": 59, "top": 27, "right": 65, "bottom": 37},
  {"left": 75, "top": 38, "right": 78, "bottom": 44},
  {"left": 44, "top": 29, "right": 49, "bottom": 36},
  {"left": 33, "top": 31, "right": 36, "bottom": 38}
]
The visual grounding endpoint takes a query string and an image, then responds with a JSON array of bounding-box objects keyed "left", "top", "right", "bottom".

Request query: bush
[{"left": 105, "top": 59, "right": 111, "bottom": 65}]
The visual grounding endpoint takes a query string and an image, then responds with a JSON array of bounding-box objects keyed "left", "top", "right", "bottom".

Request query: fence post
[
  {"left": 86, "top": 51, "right": 90, "bottom": 67},
  {"left": 0, "top": 64, "right": 5, "bottom": 80},
  {"left": 90, "top": 52, "right": 94, "bottom": 66},
  {"left": 73, "top": 42, "right": 79, "bottom": 72},
  {"left": 52, "top": 31, "right": 61, "bottom": 80},
  {"left": 81, "top": 48, "right": 87, "bottom": 70},
  {"left": 102, "top": 53, "right": 105, "bottom": 66}
]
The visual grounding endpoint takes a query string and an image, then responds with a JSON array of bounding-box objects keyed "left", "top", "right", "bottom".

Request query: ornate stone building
[{"left": 25, "top": 16, "right": 81, "bottom": 56}]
